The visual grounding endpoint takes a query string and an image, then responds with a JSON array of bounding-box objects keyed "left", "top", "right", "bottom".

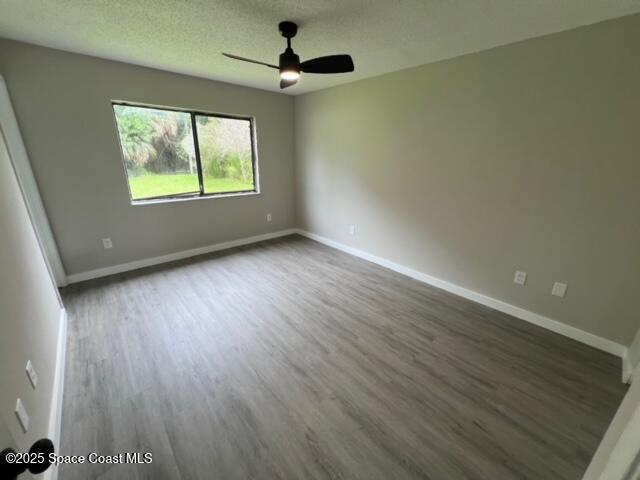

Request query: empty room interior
[{"left": 1, "top": 1, "right": 640, "bottom": 479}]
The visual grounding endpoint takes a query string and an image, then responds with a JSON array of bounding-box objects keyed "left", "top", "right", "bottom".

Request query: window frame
[{"left": 111, "top": 101, "right": 260, "bottom": 204}]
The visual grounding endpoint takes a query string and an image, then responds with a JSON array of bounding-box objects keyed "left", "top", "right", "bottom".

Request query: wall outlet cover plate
[
  {"left": 552, "top": 282, "right": 568, "bottom": 297},
  {"left": 513, "top": 271, "right": 527, "bottom": 285},
  {"left": 15, "top": 398, "right": 29, "bottom": 433},
  {"left": 26, "top": 360, "right": 38, "bottom": 389}
]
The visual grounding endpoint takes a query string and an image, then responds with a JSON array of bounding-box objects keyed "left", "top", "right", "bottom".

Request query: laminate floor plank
[{"left": 59, "top": 235, "right": 626, "bottom": 480}]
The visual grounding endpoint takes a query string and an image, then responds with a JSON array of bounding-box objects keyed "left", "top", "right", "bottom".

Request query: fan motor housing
[{"left": 279, "top": 49, "right": 300, "bottom": 71}]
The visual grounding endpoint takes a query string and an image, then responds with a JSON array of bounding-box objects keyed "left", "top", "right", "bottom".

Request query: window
[{"left": 112, "top": 103, "right": 257, "bottom": 202}]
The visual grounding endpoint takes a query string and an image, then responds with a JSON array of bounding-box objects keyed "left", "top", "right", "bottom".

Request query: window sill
[{"left": 130, "top": 190, "right": 260, "bottom": 206}]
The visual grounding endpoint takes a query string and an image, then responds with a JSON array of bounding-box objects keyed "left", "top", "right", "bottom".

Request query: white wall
[
  {"left": 294, "top": 13, "right": 640, "bottom": 346},
  {"left": 583, "top": 369, "right": 640, "bottom": 480},
  {"left": 0, "top": 129, "right": 63, "bottom": 453}
]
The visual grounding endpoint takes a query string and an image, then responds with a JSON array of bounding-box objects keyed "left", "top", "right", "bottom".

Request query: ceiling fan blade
[
  {"left": 300, "top": 55, "right": 354, "bottom": 74},
  {"left": 280, "top": 77, "right": 298, "bottom": 89},
  {"left": 222, "top": 53, "right": 278, "bottom": 69}
]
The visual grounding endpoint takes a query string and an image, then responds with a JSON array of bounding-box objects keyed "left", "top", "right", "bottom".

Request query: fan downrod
[{"left": 279, "top": 21, "right": 298, "bottom": 39}]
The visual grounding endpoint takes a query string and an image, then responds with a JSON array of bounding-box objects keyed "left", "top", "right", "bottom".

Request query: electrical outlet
[
  {"left": 513, "top": 271, "right": 527, "bottom": 285},
  {"left": 266, "top": 213, "right": 272, "bottom": 222},
  {"left": 552, "top": 282, "right": 568, "bottom": 297},
  {"left": 349, "top": 224, "right": 356, "bottom": 235},
  {"left": 25, "top": 360, "right": 37, "bottom": 389},
  {"left": 102, "top": 238, "right": 113, "bottom": 249},
  {"left": 15, "top": 398, "right": 29, "bottom": 433}
]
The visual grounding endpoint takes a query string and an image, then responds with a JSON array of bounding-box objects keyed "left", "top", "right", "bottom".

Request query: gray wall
[
  {"left": 294, "top": 14, "right": 640, "bottom": 345},
  {"left": 0, "top": 39, "right": 296, "bottom": 276},
  {"left": 0, "top": 130, "right": 62, "bottom": 453}
]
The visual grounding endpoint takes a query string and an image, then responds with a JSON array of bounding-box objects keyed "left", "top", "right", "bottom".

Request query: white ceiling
[{"left": 1, "top": 0, "right": 640, "bottom": 95}]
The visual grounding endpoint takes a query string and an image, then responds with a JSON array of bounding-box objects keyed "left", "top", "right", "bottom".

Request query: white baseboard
[
  {"left": 295, "top": 229, "right": 626, "bottom": 361},
  {"left": 66, "top": 229, "right": 297, "bottom": 284},
  {"left": 44, "top": 308, "right": 67, "bottom": 480}
]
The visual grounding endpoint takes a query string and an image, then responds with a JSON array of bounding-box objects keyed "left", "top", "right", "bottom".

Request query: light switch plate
[
  {"left": 552, "top": 282, "right": 568, "bottom": 297},
  {"left": 513, "top": 271, "right": 527, "bottom": 285},
  {"left": 15, "top": 398, "right": 29, "bottom": 433},
  {"left": 102, "top": 238, "right": 113, "bottom": 249},
  {"left": 349, "top": 224, "right": 356, "bottom": 235},
  {"left": 266, "top": 213, "right": 272, "bottom": 222},
  {"left": 25, "top": 360, "right": 38, "bottom": 389}
]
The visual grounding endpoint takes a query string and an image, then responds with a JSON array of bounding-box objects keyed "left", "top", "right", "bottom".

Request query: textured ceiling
[{"left": 1, "top": 0, "right": 640, "bottom": 95}]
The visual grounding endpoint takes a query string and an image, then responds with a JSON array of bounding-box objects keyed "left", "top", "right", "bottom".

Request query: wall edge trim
[{"left": 44, "top": 307, "right": 67, "bottom": 480}]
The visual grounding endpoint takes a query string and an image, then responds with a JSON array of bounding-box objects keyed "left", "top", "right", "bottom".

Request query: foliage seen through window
[{"left": 113, "top": 104, "right": 256, "bottom": 201}]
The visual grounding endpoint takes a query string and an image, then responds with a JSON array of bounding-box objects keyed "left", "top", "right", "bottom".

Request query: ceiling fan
[{"left": 223, "top": 21, "right": 354, "bottom": 89}]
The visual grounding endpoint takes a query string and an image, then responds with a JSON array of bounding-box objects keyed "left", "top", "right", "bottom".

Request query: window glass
[
  {"left": 195, "top": 115, "right": 255, "bottom": 194},
  {"left": 113, "top": 105, "right": 199, "bottom": 200},
  {"left": 113, "top": 103, "right": 257, "bottom": 201}
]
